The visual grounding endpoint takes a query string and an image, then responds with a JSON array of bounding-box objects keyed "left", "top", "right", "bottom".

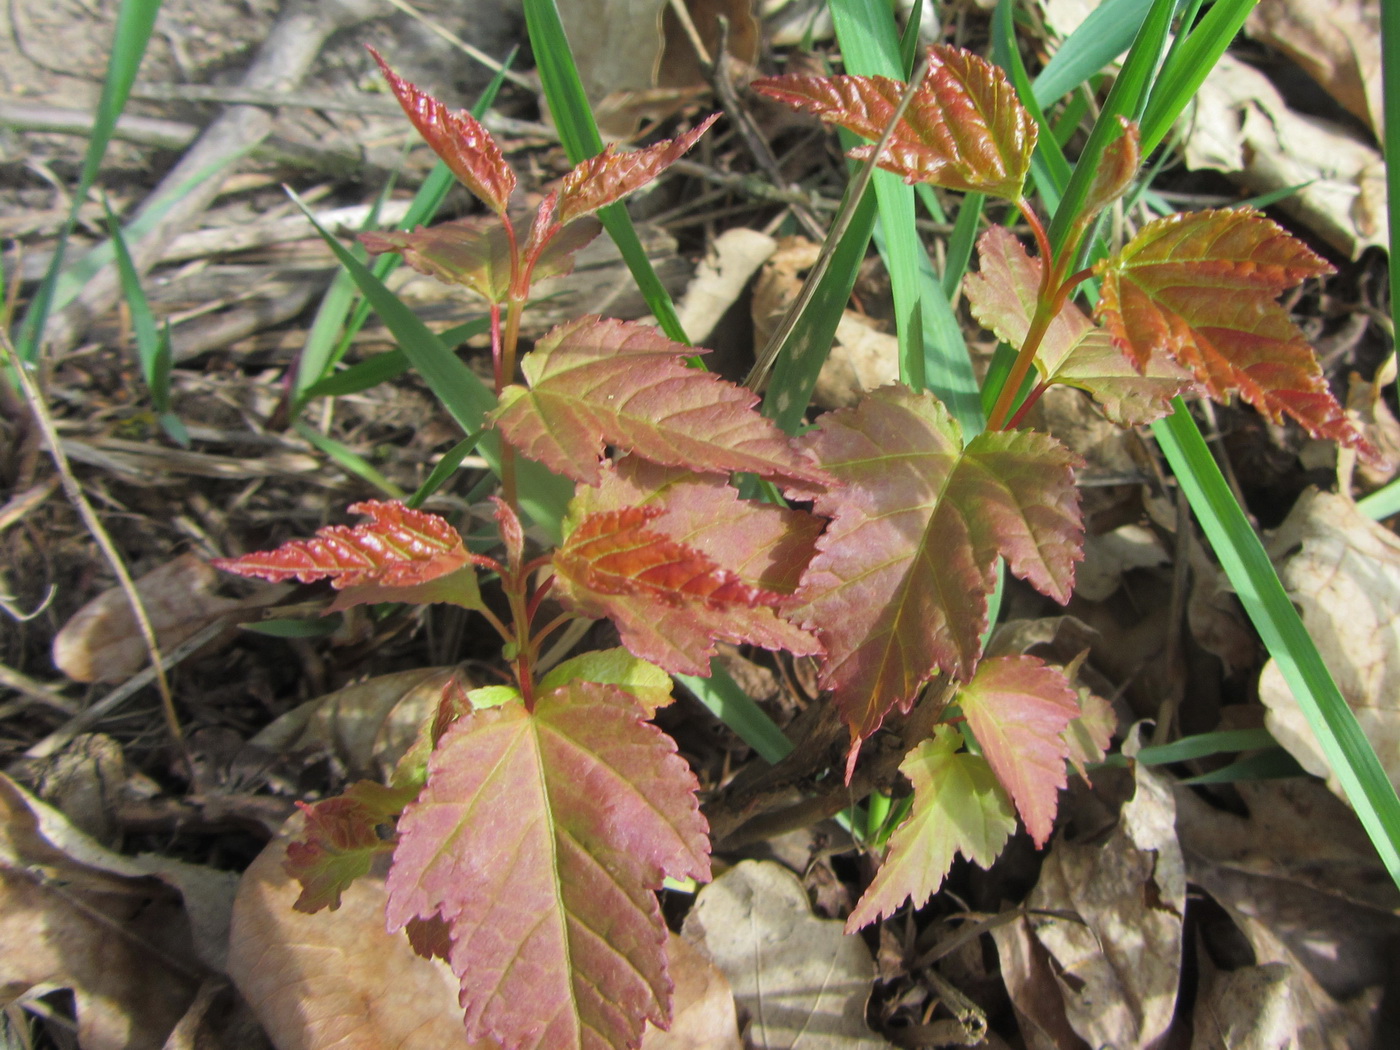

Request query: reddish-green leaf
[
  {"left": 1094, "top": 208, "right": 1376, "bottom": 459},
  {"left": 370, "top": 48, "right": 516, "bottom": 214},
  {"left": 491, "top": 316, "right": 830, "bottom": 488},
  {"left": 552, "top": 507, "right": 819, "bottom": 675},
  {"left": 846, "top": 725, "right": 1015, "bottom": 931},
  {"left": 360, "top": 214, "right": 601, "bottom": 304},
  {"left": 752, "top": 44, "right": 1036, "bottom": 200},
  {"left": 284, "top": 780, "right": 416, "bottom": 913},
  {"left": 556, "top": 115, "right": 719, "bottom": 226},
  {"left": 1081, "top": 117, "right": 1140, "bottom": 224},
  {"left": 576, "top": 457, "right": 822, "bottom": 594},
  {"left": 212, "top": 501, "right": 481, "bottom": 611},
  {"left": 385, "top": 681, "right": 711, "bottom": 1050},
  {"left": 1064, "top": 688, "right": 1116, "bottom": 781},
  {"left": 791, "top": 387, "right": 1082, "bottom": 748},
  {"left": 957, "top": 655, "right": 1080, "bottom": 848},
  {"left": 965, "top": 227, "right": 1194, "bottom": 424}
]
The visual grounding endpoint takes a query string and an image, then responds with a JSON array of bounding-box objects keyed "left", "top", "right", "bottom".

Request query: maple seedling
[{"left": 213, "top": 45, "right": 1374, "bottom": 1050}]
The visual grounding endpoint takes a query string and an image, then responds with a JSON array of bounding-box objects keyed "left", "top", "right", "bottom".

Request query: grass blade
[
  {"left": 1383, "top": 0, "right": 1400, "bottom": 341},
  {"left": 15, "top": 0, "right": 164, "bottom": 363},
  {"left": 1140, "top": 0, "right": 1256, "bottom": 154},
  {"left": 1154, "top": 401, "right": 1400, "bottom": 889},
  {"left": 293, "top": 422, "right": 407, "bottom": 499},
  {"left": 103, "top": 197, "right": 187, "bottom": 446},
  {"left": 522, "top": 0, "right": 692, "bottom": 344},
  {"left": 677, "top": 662, "right": 793, "bottom": 763},
  {"left": 1031, "top": 0, "right": 1154, "bottom": 108}
]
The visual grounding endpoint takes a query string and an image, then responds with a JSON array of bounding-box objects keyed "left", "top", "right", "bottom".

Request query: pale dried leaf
[
  {"left": 1191, "top": 901, "right": 1380, "bottom": 1050},
  {"left": 248, "top": 667, "right": 458, "bottom": 780},
  {"left": 682, "top": 860, "right": 888, "bottom": 1049},
  {"left": 1175, "top": 775, "right": 1400, "bottom": 997},
  {"left": 1182, "top": 54, "right": 1386, "bottom": 259},
  {"left": 227, "top": 821, "right": 477, "bottom": 1050},
  {"left": 0, "top": 775, "right": 207, "bottom": 1050},
  {"left": 1246, "top": 0, "right": 1381, "bottom": 136},
  {"left": 674, "top": 228, "right": 776, "bottom": 347},
  {"left": 52, "top": 554, "right": 243, "bottom": 683},
  {"left": 641, "top": 934, "right": 742, "bottom": 1050},
  {"left": 1259, "top": 489, "right": 1400, "bottom": 798},
  {"left": 1021, "top": 761, "right": 1185, "bottom": 1050}
]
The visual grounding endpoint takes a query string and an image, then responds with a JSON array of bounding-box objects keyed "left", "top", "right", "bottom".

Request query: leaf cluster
[{"left": 212, "top": 41, "right": 1371, "bottom": 1050}]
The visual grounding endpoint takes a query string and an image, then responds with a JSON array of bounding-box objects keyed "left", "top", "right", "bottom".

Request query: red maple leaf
[
  {"left": 370, "top": 48, "right": 516, "bottom": 214},
  {"left": 753, "top": 44, "right": 1036, "bottom": 200},
  {"left": 791, "top": 386, "right": 1082, "bottom": 750},
  {"left": 384, "top": 681, "right": 710, "bottom": 1050},
  {"left": 1095, "top": 208, "right": 1378, "bottom": 461},
  {"left": 490, "top": 316, "right": 830, "bottom": 489},
  {"left": 211, "top": 501, "right": 482, "bottom": 613},
  {"left": 964, "top": 226, "right": 1195, "bottom": 424},
  {"left": 956, "top": 655, "right": 1080, "bottom": 847},
  {"left": 552, "top": 506, "right": 819, "bottom": 675}
]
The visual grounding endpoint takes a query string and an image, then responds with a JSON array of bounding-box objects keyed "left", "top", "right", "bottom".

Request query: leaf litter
[{"left": 2, "top": 0, "right": 1398, "bottom": 1047}]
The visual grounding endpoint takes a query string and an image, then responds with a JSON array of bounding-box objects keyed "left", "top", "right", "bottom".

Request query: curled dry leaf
[
  {"left": 1259, "top": 488, "right": 1400, "bottom": 798},
  {"left": 228, "top": 819, "right": 476, "bottom": 1050},
  {"left": 53, "top": 553, "right": 245, "bottom": 684},
  {"left": 0, "top": 774, "right": 220, "bottom": 1050},
  {"left": 1013, "top": 758, "right": 1185, "bottom": 1050},
  {"left": 683, "top": 859, "right": 888, "bottom": 1049},
  {"left": 1182, "top": 54, "right": 1386, "bottom": 259}
]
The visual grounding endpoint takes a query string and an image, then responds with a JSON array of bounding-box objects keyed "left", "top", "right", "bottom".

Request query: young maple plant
[{"left": 213, "top": 45, "right": 1374, "bottom": 1050}]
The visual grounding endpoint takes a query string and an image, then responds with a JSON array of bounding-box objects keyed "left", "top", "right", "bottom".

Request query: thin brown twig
[{"left": 1, "top": 333, "right": 192, "bottom": 776}]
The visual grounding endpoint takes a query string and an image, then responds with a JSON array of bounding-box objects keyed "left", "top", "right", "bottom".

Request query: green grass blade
[
  {"left": 293, "top": 422, "right": 407, "bottom": 499},
  {"left": 829, "top": 0, "right": 926, "bottom": 391},
  {"left": 1178, "top": 749, "right": 1307, "bottom": 786},
  {"left": 1031, "top": 0, "right": 1154, "bottom": 108},
  {"left": 15, "top": 0, "right": 164, "bottom": 363},
  {"left": 942, "top": 192, "right": 984, "bottom": 300},
  {"left": 1383, "top": 0, "right": 1400, "bottom": 342},
  {"left": 1140, "top": 0, "right": 1255, "bottom": 155},
  {"left": 1154, "top": 400, "right": 1400, "bottom": 889},
  {"left": 522, "top": 0, "right": 691, "bottom": 344},
  {"left": 1357, "top": 480, "right": 1400, "bottom": 521},
  {"left": 290, "top": 191, "right": 572, "bottom": 536},
  {"left": 408, "top": 431, "right": 485, "bottom": 508},
  {"left": 302, "top": 350, "right": 411, "bottom": 400},
  {"left": 1045, "top": 0, "right": 1176, "bottom": 253},
  {"left": 676, "top": 662, "right": 793, "bottom": 763},
  {"left": 103, "top": 197, "right": 188, "bottom": 446},
  {"left": 763, "top": 188, "right": 879, "bottom": 433},
  {"left": 302, "top": 316, "right": 493, "bottom": 401}
]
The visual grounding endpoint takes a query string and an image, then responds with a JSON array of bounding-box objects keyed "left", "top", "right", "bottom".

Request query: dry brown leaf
[
  {"left": 990, "top": 915, "right": 1090, "bottom": 1050},
  {"left": 248, "top": 666, "right": 458, "bottom": 780},
  {"left": 1017, "top": 757, "right": 1185, "bottom": 1050},
  {"left": 0, "top": 774, "right": 212, "bottom": 1050},
  {"left": 52, "top": 553, "right": 244, "bottom": 683},
  {"left": 1175, "top": 772, "right": 1400, "bottom": 998},
  {"left": 1259, "top": 489, "right": 1400, "bottom": 798},
  {"left": 1246, "top": 0, "right": 1381, "bottom": 137},
  {"left": 1075, "top": 524, "right": 1169, "bottom": 603},
  {"left": 1342, "top": 355, "right": 1400, "bottom": 492},
  {"left": 559, "top": 0, "right": 757, "bottom": 137},
  {"left": 750, "top": 236, "right": 900, "bottom": 408},
  {"left": 675, "top": 227, "right": 777, "bottom": 348},
  {"left": 227, "top": 820, "right": 473, "bottom": 1050},
  {"left": 1192, "top": 900, "right": 1380, "bottom": 1050},
  {"left": 1186, "top": 537, "right": 1256, "bottom": 677},
  {"left": 683, "top": 859, "right": 889, "bottom": 1049},
  {"left": 642, "top": 934, "right": 743, "bottom": 1050},
  {"left": 1182, "top": 53, "right": 1387, "bottom": 258}
]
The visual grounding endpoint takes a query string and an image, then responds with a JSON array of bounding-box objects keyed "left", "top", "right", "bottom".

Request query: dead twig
[
  {"left": 1, "top": 333, "right": 191, "bottom": 774},
  {"left": 42, "top": 0, "right": 384, "bottom": 356}
]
